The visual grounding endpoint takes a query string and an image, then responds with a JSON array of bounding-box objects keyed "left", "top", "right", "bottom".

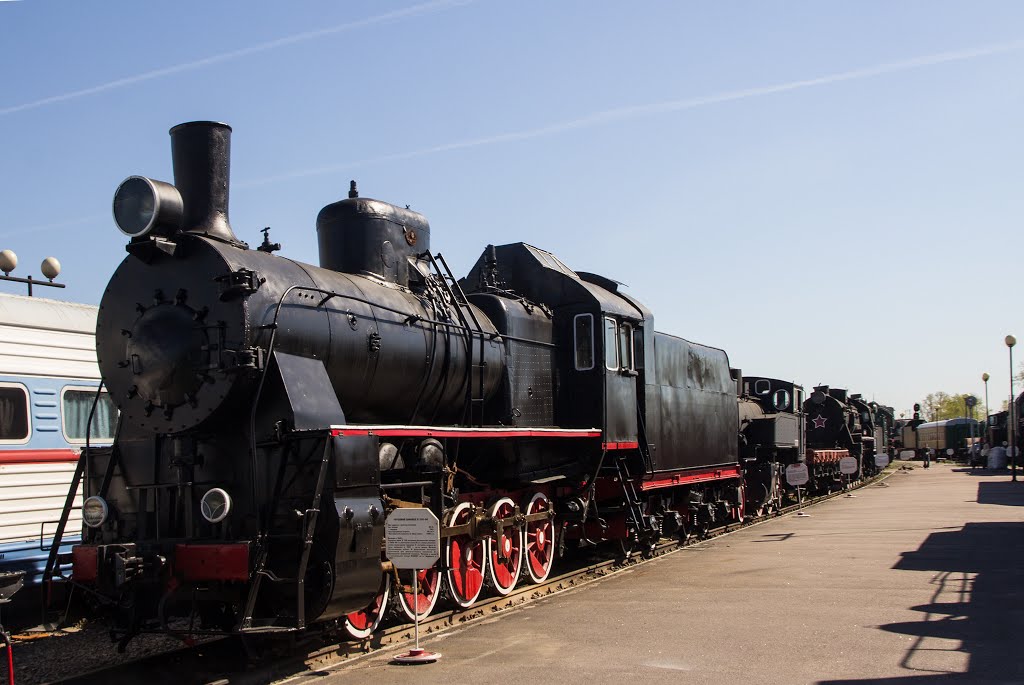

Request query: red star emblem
[{"left": 812, "top": 415, "right": 827, "bottom": 429}]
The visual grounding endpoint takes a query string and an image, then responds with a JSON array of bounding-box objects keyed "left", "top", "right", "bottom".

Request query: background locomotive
[
  {"left": 738, "top": 376, "right": 804, "bottom": 516},
  {"left": 58, "top": 122, "right": 889, "bottom": 644},
  {"left": 802, "top": 386, "right": 877, "bottom": 486},
  {"left": 738, "top": 379, "right": 891, "bottom": 499}
]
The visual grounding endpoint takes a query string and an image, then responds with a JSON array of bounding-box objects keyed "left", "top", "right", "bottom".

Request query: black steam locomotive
[
  {"left": 738, "top": 379, "right": 890, "bottom": 500},
  {"left": 63, "top": 122, "right": 886, "bottom": 644},
  {"left": 738, "top": 376, "right": 804, "bottom": 515},
  {"left": 802, "top": 386, "right": 890, "bottom": 484}
]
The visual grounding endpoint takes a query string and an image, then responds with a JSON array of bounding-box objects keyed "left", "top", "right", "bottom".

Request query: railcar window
[
  {"left": 62, "top": 388, "right": 118, "bottom": 443},
  {"left": 574, "top": 314, "right": 595, "bottom": 371},
  {"left": 618, "top": 324, "right": 634, "bottom": 371},
  {"left": 754, "top": 379, "right": 771, "bottom": 395},
  {"left": 604, "top": 318, "right": 619, "bottom": 370},
  {"left": 0, "top": 384, "right": 30, "bottom": 443}
]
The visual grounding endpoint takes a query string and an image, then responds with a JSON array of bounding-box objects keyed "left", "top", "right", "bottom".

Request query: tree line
[{"left": 913, "top": 392, "right": 988, "bottom": 422}]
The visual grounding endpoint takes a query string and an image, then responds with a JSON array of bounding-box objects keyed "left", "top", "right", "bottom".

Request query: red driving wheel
[
  {"left": 523, "top": 491, "right": 555, "bottom": 584},
  {"left": 444, "top": 501, "right": 487, "bottom": 608}
]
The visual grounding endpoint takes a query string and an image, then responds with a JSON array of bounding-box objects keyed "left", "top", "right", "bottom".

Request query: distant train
[
  {"left": 903, "top": 418, "right": 984, "bottom": 459},
  {"left": 60, "top": 121, "right": 892, "bottom": 646},
  {"left": 0, "top": 292, "right": 116, "bottom": 592}
]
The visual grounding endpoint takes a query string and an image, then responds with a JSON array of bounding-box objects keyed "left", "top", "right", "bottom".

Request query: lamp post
[
  {"left": 1007, "top": 335, "right": 1017, "bottom": 482},
  {"left": 913, "top": 402, "right": 921, "bottom": 457},
  {"left": 965, "top": 395, "right": 977, "bottom": 458},
  {"left": 983, "top": 372, "right": 990, "bottom": 445},
  {"left": 0, "top": 249, "right": 65, "bottom": 296}
]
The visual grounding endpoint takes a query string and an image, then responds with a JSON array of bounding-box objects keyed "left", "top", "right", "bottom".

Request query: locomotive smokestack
[{"left": 169, "top": 121, "right": 241, "bottom": 245}]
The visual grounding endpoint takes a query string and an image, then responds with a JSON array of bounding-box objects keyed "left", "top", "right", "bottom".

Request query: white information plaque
[{"left": 385, "top": 507, "right": 440, "bottom": 570}]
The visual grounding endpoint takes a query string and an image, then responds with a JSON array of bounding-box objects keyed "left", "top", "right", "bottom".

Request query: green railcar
[{"left": 902, "top": 418, "right": 985, "bottom": 456}]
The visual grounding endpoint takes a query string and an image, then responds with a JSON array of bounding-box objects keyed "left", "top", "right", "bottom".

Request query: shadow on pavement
[
  {"left": 976, "top": 481, "right": 1024, "bottom": 507},
  {"left": 819, "top": 521, "right": 1024, "bottom": 684},
  {"left": 949, "top": 467, "right": 1015, "bottom": 478}
]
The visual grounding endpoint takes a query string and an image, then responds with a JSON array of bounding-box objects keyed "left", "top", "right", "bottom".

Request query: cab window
[
  {"left": 0, "top": 383, "right": 30, "bottom": 443},
  {"left": 62, "top": 387, "right": 118, "bottom": 443},
  {"left": 618, "top": 323, "right": 634, "bottom": 371},
  {"left": 604, "top": 317, "right": 618, "bottom": 370},
  {"left": 773, "top": 388, "right": 791, "bottom": 411},
  {"left": 574, "top": 314, "right": 594, "bottom": 370}
]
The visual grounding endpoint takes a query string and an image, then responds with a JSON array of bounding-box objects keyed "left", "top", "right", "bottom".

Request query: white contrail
[
  {"left": 238, "top": 38, "right": 1024, "bottom": 187},
  {"left": 0, "top": 0, "right": 473, "bottom": 117},
  {"left": 8, "top": 37, "right": 1021, "bottom": 236}
]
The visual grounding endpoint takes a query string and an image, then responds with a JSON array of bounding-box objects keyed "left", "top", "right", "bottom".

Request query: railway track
[{"left": 41, "top": 468, "right": 897, "bottom": 685}]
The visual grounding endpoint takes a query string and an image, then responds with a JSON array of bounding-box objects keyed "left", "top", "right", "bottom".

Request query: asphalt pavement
[{"left": 279, "top": 463, "right": 1024, "bottom": 685}]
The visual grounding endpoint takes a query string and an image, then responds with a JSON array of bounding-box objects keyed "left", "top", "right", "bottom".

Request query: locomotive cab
[
  {"left": 739, "top": 376, "right": 804, "bottom": 459},
  {"left": 462, "top": 244, "right": 644, "bottom": 453}
]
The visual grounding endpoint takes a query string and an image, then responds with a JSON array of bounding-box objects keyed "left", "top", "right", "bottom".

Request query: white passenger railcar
[{"left": 0, "top": 292, "right": 116, "bottom": 588}]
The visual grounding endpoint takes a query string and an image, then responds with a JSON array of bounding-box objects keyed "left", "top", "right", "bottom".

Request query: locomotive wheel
[
  {"left": 395, "top": 565, "right": 441, "bottom": 622},
  {"left": 751, "top": 483, "right": 769, "bottom": 518},
  {"left": 342, "top": 572, "right": 391, "bottom": 640},
  {"left": 770, "top": 474, "right": 784, "bottom": 514},
  {"left": 618, "top": 526, "right": 657, "bottom": 559},
  {"left": 677, "top": 514, "right": 692, "bottom": 544},
  {"left": 444, "top": 502, "right": 487, "bottom": 608},
  {"left": 618, "top": 536, "right": 646, "bottom": 560},
  {"left": 522, "top": 492, "right": 555, "bottom": 584},
  {"left": 486, "top": 497, "right": 523, "bottom": 595},
  {"left": 694, "top": 510, "right": 711, "bottom": 540},
  {"left": 733, "top": 482, "right": 746, "bottom": 523}
]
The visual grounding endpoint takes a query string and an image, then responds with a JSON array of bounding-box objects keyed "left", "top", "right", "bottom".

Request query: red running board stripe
[
  {"left": 331, "top": 426, "right": 602, "bottom": 439},
  {"left": 0, "top": 448, "right": 79, "bottom": 465}
]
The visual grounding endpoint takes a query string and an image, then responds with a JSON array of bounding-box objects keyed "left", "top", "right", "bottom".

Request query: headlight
[
  {"left": 82, "top": 496, "right": 109, "bottom": 529},
  {"left": 201, "top": 488, "right": 232, "bottom": 524},
  {"left": 112, "top": 175, "right": 183, "bottom": 238}
]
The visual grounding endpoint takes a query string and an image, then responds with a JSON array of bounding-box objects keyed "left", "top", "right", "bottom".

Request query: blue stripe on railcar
[{"left": 0, "top": 537, "right": 81, "bottom": 587}]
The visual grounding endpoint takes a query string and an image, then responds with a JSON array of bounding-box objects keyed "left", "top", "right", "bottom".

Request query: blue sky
[{"left": 1, "top": 0, "right": 1022, "bottom": 417}]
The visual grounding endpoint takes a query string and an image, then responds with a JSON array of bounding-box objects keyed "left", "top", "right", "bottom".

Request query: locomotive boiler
[{"left": 68, "top": 121, "right": 748, "bottom": 642}]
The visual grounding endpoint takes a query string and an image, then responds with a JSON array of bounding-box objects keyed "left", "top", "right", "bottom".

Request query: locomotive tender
[{"left": 65, "top": 122, "right": 884, "bottom": 643}]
